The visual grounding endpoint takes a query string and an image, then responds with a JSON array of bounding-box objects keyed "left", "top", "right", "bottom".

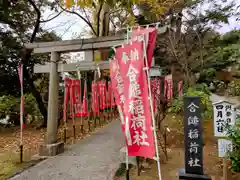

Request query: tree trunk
[
  {"left": 99, "top": 3, "right": 110, "bottom": 37},
  {"left": 23, "top": 65, "right": 48, "bottom": 127},
  {"left": 170, "top": 11, "right": 183, "bottom": 98},
  {"left": 24, "top": 0, "right": 48, "bottom": 127}
]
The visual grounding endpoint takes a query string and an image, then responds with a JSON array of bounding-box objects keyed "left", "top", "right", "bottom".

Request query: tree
[
  {"left": 0, "top": 0, "right": 63, "bottom": 126},
  {"left": 150, "top": 0, "right": 240, "bottom": 90}
]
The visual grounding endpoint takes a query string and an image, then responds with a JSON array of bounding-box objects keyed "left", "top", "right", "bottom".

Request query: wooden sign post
[
  {"left": 213, "top": 100, "right": 235, "bottom": 180},
  {"left": 178, "top": 96, "right": 211, "bottom": 180}
]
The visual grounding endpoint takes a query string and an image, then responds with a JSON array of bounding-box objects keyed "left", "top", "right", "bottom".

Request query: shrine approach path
[{"left": 9, "top": 120, "right": 124, "bottom": 180}]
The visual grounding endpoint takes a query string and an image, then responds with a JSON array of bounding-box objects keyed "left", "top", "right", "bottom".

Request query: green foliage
[
  {"left": 227, "top": 80, "right": 240, "bottom": 96},
  {"left": 0, "top": 94, "right": 43, "bottom": 124},
  {"left": 226, "top": 125, "right": 240, "bottom": 172},
  {"left": 168, "top": 84, "right": 213, "bottom": 120},
  {"left": 0, "top": 95, "right": 20, "bottom": 119}
]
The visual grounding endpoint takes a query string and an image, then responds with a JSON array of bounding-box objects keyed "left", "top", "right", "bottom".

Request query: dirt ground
[
  {"left": 116, "top": 115, "right": 240, "bottom": 180},
  {"left": 0, "top": 112, "right": 114, "bottom": 180}
]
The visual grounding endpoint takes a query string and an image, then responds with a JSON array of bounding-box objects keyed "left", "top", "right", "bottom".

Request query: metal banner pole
[
  {"left": 62, "top": 67, "right": 68, "bottom": 143},
  {"left": 70, "top": 79, "right": 76, "bottom": 142},
  {"left": 125, "top": 26, "right": 131, "bottom": 180},
  {"left": 141, "top": 29, "right": 162, "bottom": 180}
]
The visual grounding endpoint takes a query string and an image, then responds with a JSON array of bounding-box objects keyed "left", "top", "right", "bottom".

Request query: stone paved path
[{"left": 10, "top": 120, "right": 124, "bottom": 180}]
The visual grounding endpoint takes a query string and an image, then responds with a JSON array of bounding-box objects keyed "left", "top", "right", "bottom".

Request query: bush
[
  {"left": 227, "top": 80, "right": 240, "bottom": 96},
  {"left": 226, "top": 125, "right": 240, "bottom": 172},
  {"left": 0, "top": 95, "right": 20, "bottom": 119},
  {"left": 0, "top": 94, "right": 43, "bottom": 125},
  {"left": 168, "top": 84, "right": 213, "bottom": 120}
]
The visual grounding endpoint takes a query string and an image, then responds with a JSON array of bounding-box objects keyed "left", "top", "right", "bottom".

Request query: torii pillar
[{"left": 39, "top": 51, "right": 64, "bottom": 156}]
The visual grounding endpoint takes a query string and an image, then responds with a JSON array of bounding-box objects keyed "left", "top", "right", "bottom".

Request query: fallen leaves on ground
[{"left": 0, "top": 115, "right": 116, "bottom": 180}]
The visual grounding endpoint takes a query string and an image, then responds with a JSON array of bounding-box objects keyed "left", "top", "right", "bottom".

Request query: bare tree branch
[
  {"left": 40, "top": 11, "right": 64, "bottom": 23},
  {"left": 60, "top": 19, "right": 79, "bottom": 38},
  {"left": 27, "top": 0, "right": 41, "bottom": 43},
  {"left": 97, "top": 3, "right": 104, "bottom": 36},
  {"left": 43, "top": 20, "right": 72, "bottom": 32},
  {"left": 59, "top": 6, "right": 97, "bottom": 36}
]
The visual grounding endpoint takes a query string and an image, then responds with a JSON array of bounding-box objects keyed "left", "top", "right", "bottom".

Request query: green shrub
[
  {"left": 0, "top": 94, "right": 43, "bottom": 125},
  {"left": 0, "top": 95, "right": 20, "bottom": 118},
  {"left": 168, "top": 84, "right": 213, "bottom": 120},
  {"left": 226, "top": 125, "right": 240, "bottom": 172}
]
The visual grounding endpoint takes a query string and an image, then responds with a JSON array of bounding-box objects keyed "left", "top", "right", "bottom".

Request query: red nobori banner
[
  {"left": 109, "top": 58, "right": 125, "bottom": 129},
  {"left": 115, "top": 41, "right": 155, "bottom": 158},
  {"left": 82, "top": 80, "right": 88, "bottom": 116},
  {"left": 107, "top": 81, "right": 111, "bottom": 108},
  {"left": 64, "top": 78, "right": 89, "bottom": 118},
  {"left": 72, "top": 79, "right": 81, "bottom": 116},
  {"left": 98, "top": 81, "right": 107, "bottom": 110},
  {"left": 91, "top": 81, "right": 100, "bottom": 115},
  {"left": 131, "top": 27, "right": 157, "bottom": 67},
  {"left": 151, "top": 78, "right": 161, "bottom": 112},
  {"left": 178, "top": 80, "right": 183, "bottom": 97},
  {"left": 75, "top": 80, "right": 88, "bottom": 117},
  {"left": 164, "top": 79, "right": 173, "bottom": 102}
]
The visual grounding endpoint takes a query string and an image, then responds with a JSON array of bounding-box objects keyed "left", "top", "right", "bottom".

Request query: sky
[{"left": 41, "top": 1, "right": 240, "bottom": 41}]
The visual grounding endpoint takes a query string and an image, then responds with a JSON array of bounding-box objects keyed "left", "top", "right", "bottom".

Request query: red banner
[
  {"left": 107, "top": 81, "right": 111, "bottom": 108},
  {"left": 17, "top": 60, "right": 24, "bottom": 129},
  {"left": 151, "top": 78, "right": 161, "bottom": 112},
  {"left": 164, "top": 79, "right": 173, "bottom": 102},
  {"left": 98, "top": 81, "right": 107, "bottom": 110},
  {"left": 108, "top": 81, "right": 116, "bottom": 108},
  {"left": 72, "top": 79, "right": 81, "bottom": 116},
  {"left": 132, "top": 27, "right": 157, "bottom": 67},
  {"left": 110, "top": 59, "right": 125, "bottom": 129},
  {"left": 74, "top": 80, "right": 88, "bottom": 117},
  {"left": 115, "top": 41, "right": 155, "bottom": 158},
  {"left": 178, "top": 80, "right": 183, "bottom": 97},
  {"left": 169, "top": 80, "right": 173, "bottom": 100},
  {"left": 64, "top": 78, "right": 72, "bottom": 119},
  {"left": 64, "top": 78, "right": 89, "bottom": 118},
  {"left": 91, "top": 81, "right": 100, "bottom": 115},
  {"left": 81, "top": 80, "right": 88, "bottom": 116}
]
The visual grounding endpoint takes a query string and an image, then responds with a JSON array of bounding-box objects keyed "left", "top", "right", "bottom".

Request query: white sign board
[
  {"left": 218, "top": 139, "right": 232, "bottom": 157},
  {"left": 213, "top": 100, "right": 235, "bottom": 137}
]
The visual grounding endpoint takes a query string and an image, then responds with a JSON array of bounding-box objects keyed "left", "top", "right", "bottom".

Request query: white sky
[
  {"left": 40, "top": 3, "right": 239, "bottom": 63},
  {"left": 41, "top": 2, "right": 239, "bottom": 40},
  {"left": 42, "top": 14, "right": 239, "bottom": 41}
]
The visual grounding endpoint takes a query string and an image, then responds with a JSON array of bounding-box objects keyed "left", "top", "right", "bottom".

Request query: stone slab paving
[{"left": 10, "top": 120, "right": 124, "bottom": 180}]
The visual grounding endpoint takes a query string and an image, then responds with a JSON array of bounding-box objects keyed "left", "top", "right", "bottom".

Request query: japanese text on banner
[{"left": 115, "top": 41, "right": 155, "bottom": 158}]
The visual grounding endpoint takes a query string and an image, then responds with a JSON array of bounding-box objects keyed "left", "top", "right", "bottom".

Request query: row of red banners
[
  {"left": 63, "top": 78, "right": 117, "bottom": 119},
  {"left": 63, "top": 76, "right": 183, "bottom": 119}
]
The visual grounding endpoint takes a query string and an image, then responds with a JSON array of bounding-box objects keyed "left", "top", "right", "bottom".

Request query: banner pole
[
  {"left": 20, "top": 62, "right": 24, "bottom": 163},
  {"left": 77, "top": 69, "right": 84, "bottom": 134},
  {"left": 70, "top": 80, "right": 76, "bottom": 142},
  {"left": 126, "top": 147, "right": 130, "bottom": 180},
  {"left": 63, "top": 86, "right": 67, "bottom": 143},
  {"left": 142, "top": 34, "right": 162, "bottom": 180},
  {"left": 125, "top": 27, "right": 130, "bottom": 180},
  {"left": 62, "top": 71, "right": 68, "bottom": 143}
]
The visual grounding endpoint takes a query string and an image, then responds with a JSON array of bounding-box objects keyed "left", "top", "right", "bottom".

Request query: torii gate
[{"left": 25, "top": 26, "right": 168, "bottom": 156}]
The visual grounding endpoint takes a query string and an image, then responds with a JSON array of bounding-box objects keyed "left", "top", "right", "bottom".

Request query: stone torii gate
[
  {"left": 26, "top": 35, "right": 127, "bottom": 156},
  {"left": 25, "top": 26, "right": 168, "bottom": 156}
]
